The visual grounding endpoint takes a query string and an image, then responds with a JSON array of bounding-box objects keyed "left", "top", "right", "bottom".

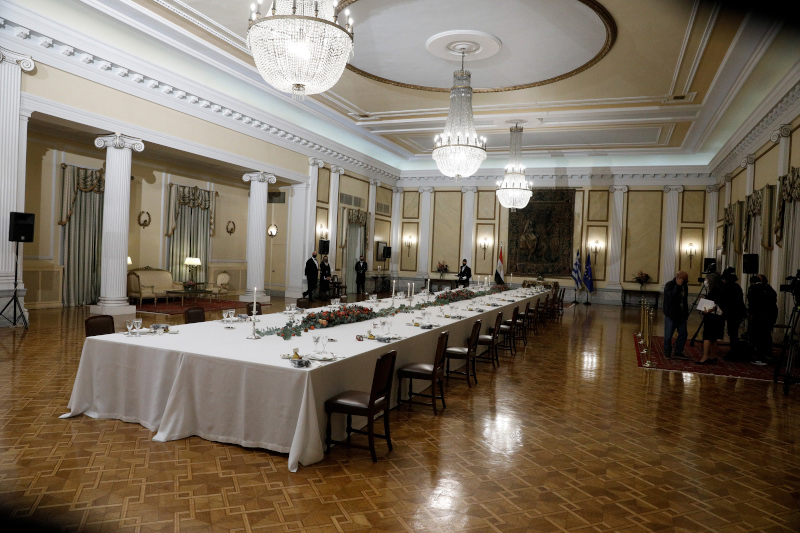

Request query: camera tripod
[
  {"left": 773, "top": 302, "right": 799, "bottom": 395},
  {"left": 688, "top": 283, "right": 708, "bottom": 348},
  {"left": 0, "top": 241, "right": 29, "bottom": 329}
]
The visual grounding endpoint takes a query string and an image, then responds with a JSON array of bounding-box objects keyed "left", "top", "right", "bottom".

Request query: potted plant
[{"left": 436, "top": 261, "right": 449, "bottom": 279}]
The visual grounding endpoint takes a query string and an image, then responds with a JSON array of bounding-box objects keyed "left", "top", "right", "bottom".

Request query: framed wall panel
[
  {"left": 315, "top": 207, "right": 328, "bottom": 245},
  {"left": 474, "top": 223, "right": 496, "bottom": 276},
  {"left": 477, "top": 190, "right": 497, "bottom": 220},
  {"left": 585, "top": 225, "right": 608, "bottom": 281},
  {"left": 679, "top": 227, "right": 705, "bottom": 286},
  {"left": 730, "top": 169, "right": 746, "bottom": 204},
  {"left": 374, "top": 218, "right": 391, "bottom": 265},
  {"left": 403, "top": 190, "right": 420, "bottom": 219},
  {"left": 623, "top": 190, "right": 663, "bottom": 283},
  {"left": 400, "top": 221, "right": 418, "bottom": 272},
  {"left": 754, "top": 145, "right": 778, "bottom": 191},
  {"left": 317, "top": 167, "right": 330, "bottom": 204},
  {"left": 376, "top": 186, "right": 393, "bottom": 217},
  {"left": 587, "top": 190, "right": 609, "bottom": 221},
  {"left": 681, "top": 190, "right": 706, "bottom": 224},
  {"left": 431, "top": 191, "right": 462, "bottom": 272}
]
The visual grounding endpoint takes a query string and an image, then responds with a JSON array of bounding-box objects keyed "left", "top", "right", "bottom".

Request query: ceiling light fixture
[
  {"left": 495, "top": 122, "right": 531, "bottom": 211},
  {"left": 432, "top": 49, "right": 486, "bottom": 179},
  {"left": 247, "top": 0, "right": 354, "bottom": 101}
]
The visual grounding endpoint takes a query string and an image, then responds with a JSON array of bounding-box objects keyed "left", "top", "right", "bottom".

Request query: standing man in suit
[
  {"left": 355, "top": 255, "right": 368, "bottom": 295},
  {"left": 303, "top": 251, "right": 319, "bottom": 301},
  {"left": 457, "top": 259, "right": 472, "bottom": 288}
]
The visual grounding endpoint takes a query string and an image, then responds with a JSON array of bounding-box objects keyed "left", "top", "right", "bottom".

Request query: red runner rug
[{"left": 136, "top": 299, "right": 250, "bottom": 315}]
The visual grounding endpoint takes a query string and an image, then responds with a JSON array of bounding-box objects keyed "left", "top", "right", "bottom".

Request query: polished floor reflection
[{"left": 1, "top": 302, "right": 798, "bottom": 532}]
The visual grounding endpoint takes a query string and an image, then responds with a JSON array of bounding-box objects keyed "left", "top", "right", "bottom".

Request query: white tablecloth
[{"left": 62, "top": 289, "right": 546, "bottom": 471}]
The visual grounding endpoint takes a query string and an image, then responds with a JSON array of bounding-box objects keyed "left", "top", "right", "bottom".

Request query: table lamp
[{"left": 184, "top": 257, "right": 201, "bottom": 282}]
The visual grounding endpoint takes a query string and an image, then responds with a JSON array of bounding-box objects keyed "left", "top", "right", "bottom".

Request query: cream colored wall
[
  {"left": 430, "top": 190, "right": 462, "bottom": 274},
  {"left": 400, "top": 190, "right": 419, "bottom": 273},
  {"left": 754, "top": 145, "right": 779, "bottom": 190}
]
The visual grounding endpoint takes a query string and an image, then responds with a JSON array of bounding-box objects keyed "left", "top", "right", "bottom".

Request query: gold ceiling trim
[{"left": 337, "top": 0, "right": 617, "bottom": 93}]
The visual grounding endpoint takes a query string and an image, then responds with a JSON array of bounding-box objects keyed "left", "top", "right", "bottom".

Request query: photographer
[
  {"left": 721, "top": 268, "right": 747, "bottom": 361},
  {"left": 663, "top": 271, "right": 690, "bottom": 359},
  {"left": 748, "top": 275, "right": 778, "bottom": 365}
]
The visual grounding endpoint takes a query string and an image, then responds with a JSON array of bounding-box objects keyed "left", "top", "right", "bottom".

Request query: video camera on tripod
[{"left": 780, "top": 269, "right": 800, "bottom": 306}]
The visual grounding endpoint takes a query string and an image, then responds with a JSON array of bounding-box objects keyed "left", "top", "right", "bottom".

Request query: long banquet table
[{"left": 62, "top": 288, "right": 547, "bottom": 471}]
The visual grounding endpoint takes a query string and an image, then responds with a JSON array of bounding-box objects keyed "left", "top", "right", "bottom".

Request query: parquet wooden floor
[{"left": 1, "top": 302, "right": 798, "bottom": 532}]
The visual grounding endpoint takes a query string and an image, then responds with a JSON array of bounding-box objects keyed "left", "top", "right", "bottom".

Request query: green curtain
[
  {"left": 59, "top": 164, "right": 104, "bottom": 307},
  {"left": 165, "top": 184, "right": 216, "bottom": 284}
]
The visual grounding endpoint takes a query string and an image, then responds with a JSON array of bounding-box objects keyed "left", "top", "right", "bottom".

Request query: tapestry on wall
[{"left": 508, "top": 189, "right": 575, "bottom": 277}]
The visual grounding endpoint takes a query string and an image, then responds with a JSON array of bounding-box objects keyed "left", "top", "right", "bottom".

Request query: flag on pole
[
  {"left": 494, "top": 244, "right": 505, "bottom": 284},
  {"left": 571, "top": 249, "right": 582, "bottom": 291},
  {"left": 583, "top": 252, "right": 594, "bottom": 293}
]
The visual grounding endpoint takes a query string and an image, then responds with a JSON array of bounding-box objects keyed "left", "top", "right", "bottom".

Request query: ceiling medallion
[
  {"left": 496, "top": 121, "right": 532, "bottom": 211},
  {"left": 247, "top": 0, "right": 354, "bottom": 101}
]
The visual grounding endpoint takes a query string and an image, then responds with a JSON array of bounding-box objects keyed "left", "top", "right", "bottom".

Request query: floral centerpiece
[
  {"left": 436, "top": 260, "right": 449, "bottom": 279},
  {"left": 183, "top": 279, "right": 196, "bottom": 290},
  {"left": 633, "top": 271, "right": 651, "bottom": 288}
]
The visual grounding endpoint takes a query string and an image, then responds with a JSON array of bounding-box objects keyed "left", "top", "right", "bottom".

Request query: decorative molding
[
  {"left": 330, "top": 166, "right": 345, "bottom": 175},
  {"left": 0, "top": 45, "right": 34, "bottom": 71},
  {"left": 461, "top": 186, "right": 478, "bottom": 193},
  {"left": 706, "top": 184, "right": 721, "bottom": 193},
  {"left": 770, "top": 124, "right": 791, "bottom": 143},
  {"left": 137, "top": 211, "right": 151, "bottom": 228},
  {"left": 226, "top": 220, "right": 236, "bottom": 235},
  {"left": 663, "top": 185, "right": 684, "bottom": 193},
  {"left": 392, "top": 186, "right": 403, "bottom": 194},
  {"left": 418, "top": 186, "right": 434, "bottom": 194},
  {"left": 369, "top": 178, "right": 381, "bottom": 187},
  {"left": 609, "top": 186, "right": 628, "bottom": 193},
  {"left": 740, "top": 154, "right": 755, "bottom": 167},
  {"left": 724, "top": 173, "right": 734, "bottom": 183},
  {"left": 242, "top": 172, "right": 277, "bottom": 184},
  {"left": 308, "top": 157, "right": 325, "bottom": 168},
  {"left": 94, "top": 133, "right": 145, "bottom": 152}
]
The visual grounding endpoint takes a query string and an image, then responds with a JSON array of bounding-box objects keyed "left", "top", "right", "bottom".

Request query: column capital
[
  {"left": 740, "top": 154, "right": 755, "bottom": 167},
  {"left": 0, "top": 46, "right": 35, "bottom": 72},
  {"left": 770, "top": 124, "right": 792, "bottom": 143},
  {"left": 243, "top": 172, "right": 276, "bottom": 184},
  {"left": 724, "top": 173, "right": 734, "bottom": 183},
  {"left": 94, "top": 133, "right": 144, "bottom": 152},
  {"left": 308, "top": 157, "right": 325, "bottom": 168},
  {"left": 330, "top": 165, "right": 345, "bottom": 175},
  {"left": 706, "top": 183, "right": 721, "bottom": 193},
  {"left": 369, "top": 178, "right": 381, "bottom": 187},
  {"left": 418, "top": 186, "right": 434, "bottom": 194},
  {"left": 19, "top": 106, "right": 34, "bottom": 119},
  {"left": 609, "top": 185, "right": 628, "bottom": 193},
  {"left": 663, "top": 185, "right": 684, "bottom": 193},
  {"left": 393, "top": 186, "right": 403, "bottom": 194},
  {"left": 461, "top": 186, "right": 478, "bottom": 193}
]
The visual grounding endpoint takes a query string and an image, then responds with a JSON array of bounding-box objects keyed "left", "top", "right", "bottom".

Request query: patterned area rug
[
  {"left": 633, "top": 334, "right": 788, "bottom": 381},
  {"left": 136, "top": 299, "right": 249, "bottom": 315}
]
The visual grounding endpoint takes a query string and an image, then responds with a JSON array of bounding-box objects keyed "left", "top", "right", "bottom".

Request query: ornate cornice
[
  {"left": 330, "top": 166, "right": 344, "bottom": 175},
  {"left": 243, "top": 172, "right": 276, "bottom": 184},
  {"left": 770, "top": 124, "right": 791, "bottom": 143},
  {"left": 740, "top": 154, "right": 755, "bottom": 168},
  {"left": 0, "top": 45, "right": 34, "bottom": 71},
  {"left": 663, "top": 185, "right": 684, "bottom": 193},
  {"left": 94, "top": 133, "right": 144, "bottom": 152},
  {"left": 609, "top": 186, "right": 628, "bottom": 193},
  {"left": 461, "top": 186, "right": 478, "bottom": 193},
  {"left": 308, "top": 157, "right": 325, "bottom": 168}
]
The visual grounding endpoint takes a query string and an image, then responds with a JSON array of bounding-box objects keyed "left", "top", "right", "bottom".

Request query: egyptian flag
[{"left": 495, "top": 245, "right": 505, "bottom": 285}]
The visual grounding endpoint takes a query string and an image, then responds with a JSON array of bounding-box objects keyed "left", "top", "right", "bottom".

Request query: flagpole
[{"left": 583, "top": 291, "right": 592, "bottom": 306}]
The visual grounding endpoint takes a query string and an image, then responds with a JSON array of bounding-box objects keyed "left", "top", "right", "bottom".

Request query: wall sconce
[
  {"left": 403, "top": 235, "right": 416, "bottom": 256},
  {"left": 480, "top": 236, "right": 493, "bottom": 259},
  {"left": 685, "top": 242, "right": 696, "bottom": 268},
  {"left": 318, "top": 224, "right": 328, "bottom": 239},
  {"left": 127, "top": 256, "right": 132, "bottom": 266},
  {"left": 267, "top": 224, "right": 278, "bottom": 237},
  {"left": 590, "top": 240, "right": 603, "bottom": 266}
]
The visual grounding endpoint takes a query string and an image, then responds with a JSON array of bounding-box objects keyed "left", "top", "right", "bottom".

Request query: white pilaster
[
  {"left": 607, "top": 186, "right": 627, "bottom": 288},
  {"left": 662, "top": 185, "right": 684, "bottom": 283},
  {"left": 724, "top": 174, "right": 732, "bottom": 206},
  {"left": 0, "top": 47, "right": 34, "bottom": 320},
  {"left": 305, "top": 157, "right": 324, "bottom": 259},
  {"left": 706, "top": 184, "right": 719, "bottom": 255},
  {"left": 417, "top": 186, "right": 434, "bottom": 279},
  {"left": 286, "top": 183, "right": 309, "bottom": 298},
  {"left": 90, "top": 133, "right": 144, "bottom": 316},
  {"left": 742, "top": 154, "right": 755, "bottom": 196},
  {"left": 240, "top": 172, "right": 275, "bottom": 304},
  {"left": 366, "top": 178, "right": 379, "bottom": 271},
  {"left": 771, "top": 125, "right": 791, "bottom": 294},
  {"left": 390, "top": 186, "right": 402, "bottom": 278},
  {"left": 461, "top": 186, "right": 477, "bottom": 268},
  {"left": 328, "top": 166, "right": 343, "bottom": 270}
]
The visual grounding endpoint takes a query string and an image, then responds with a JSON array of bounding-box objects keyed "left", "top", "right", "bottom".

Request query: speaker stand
[{"left": 0, "top": 241, "right": 28, "bottom": 330}]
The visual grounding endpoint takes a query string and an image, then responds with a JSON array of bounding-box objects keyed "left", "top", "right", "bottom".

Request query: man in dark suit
[
  {"left": 457, "top": 259, "right": 472, "bottom": 288},
  {"left": 355, "top": 255, "right": 368, "bottom": 294},
  {"left": 303, "top": 251, "right": 319, "bottom": 300}
]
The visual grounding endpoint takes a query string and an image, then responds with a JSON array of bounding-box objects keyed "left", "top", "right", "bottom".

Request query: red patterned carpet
[
  {"left": 633, "top": 334, "right": 792, "bottom": 381},
  {"left": 136, "top": 299, "right": 249, "bottom": 315}
]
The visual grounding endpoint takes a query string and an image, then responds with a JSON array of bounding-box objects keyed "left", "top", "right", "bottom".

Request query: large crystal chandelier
[
  {"left": 496, "top": 123, "right": 532, "bottom": 210},
  {"left": 247, "top": 0, "right": 354, "bottom": 101},
  {"left": 432, "top": 53, "right": 487, "bottom": 179}
]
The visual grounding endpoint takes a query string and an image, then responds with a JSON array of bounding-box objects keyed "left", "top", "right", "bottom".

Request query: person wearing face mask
[
  {"left": 319, "top": 255, "right": 331, "bottom": 299},
  {"left": 457, "top": 259, "right": 472, "bottom": 288},
  {"left": 663, "top": 271, "right": 689, "bottom": 359},
  {"left": 303, "top": 251, "right": 319, "bottom": 301},
  {"left": 355, "top": 255, "right": 368, "bottom": 294}
]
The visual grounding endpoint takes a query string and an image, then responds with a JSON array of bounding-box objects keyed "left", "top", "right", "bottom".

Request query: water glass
[
  {"left": 321, "top": 335, "right": 329, "bottom": 354},
  {"left": 125, "top": 320, "right": 133, "bottom": 336},
  {"left": 133, "top": 318, "right": 142, "bottom": 336},
  {"left": 313, "top": 335, "right": 321, "bottom": 353},
  {"left": 285, "top": 305, "right": 290, "bottom": 313}
]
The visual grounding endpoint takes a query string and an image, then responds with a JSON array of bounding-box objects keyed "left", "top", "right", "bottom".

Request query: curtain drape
[
  {"left": 743, "top": 185, "right": 775, "bottom": 275},
  {"left": 165, "top": 184, "right": 216, "bottom": 283},
  {"left": 58, "top": 164, "right": 104, "bottom": 307},
  {"left": 775, "top": 167, "right": 800, "bottom": 322}
]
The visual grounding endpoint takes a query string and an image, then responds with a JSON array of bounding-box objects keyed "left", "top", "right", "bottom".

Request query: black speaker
[
  {"left": 702, "top": 258, "right": 716, "bottom": 273},
  {"left": 743, "top": 254, "right": 759, "bottom": 273},
  {"left": 383, "top": 246, "right": 392, "bottom": 259},
  {"left": 8, "top": 212, "right": 34, "bottom": 243},
  {"left": 318, "top": 239, "right": 330, "bottom": 255}
]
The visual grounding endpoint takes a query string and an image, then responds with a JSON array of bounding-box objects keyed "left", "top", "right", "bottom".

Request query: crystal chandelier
[
  {"left": 496, "top": 123, "right": 532, "bottom": 210},
  {"left": 432, "top": 53, "right": 487, "bottom": 179},
  {"left": 247, "top": 0, "right": 354, "bottom": 101}
]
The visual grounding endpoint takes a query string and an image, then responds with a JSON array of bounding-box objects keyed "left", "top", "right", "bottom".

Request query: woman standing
[
  {"left": 698, "top": 272, "right": 725, "bottom": 364},
  {"left": 319, "top": 255, "right": 332, "bottom": 300}
]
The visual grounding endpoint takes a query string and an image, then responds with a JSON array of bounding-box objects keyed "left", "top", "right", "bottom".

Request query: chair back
[
  {"left": 521, "top": 301, "right": 530, "bottom": 321},
  {"left": 510, "top": 306, "right": 519, "bottom": 324},
  {"left": 331, "top": 274, "right": 339, "bottom": 282},
  {"left": 370, "top": 350, "right": 397, "bottom": 407},
  {"left": 183, "top": 307, "right": 205, "bottom": 324},
  {"left": 85, "top": 315, "right": 115, "bottom": 337},
  {"left": 339, "top": 295, "right": 348, "bottom": 303},
  {"left": 296, "top": 298, "right": 310, "bottom": 309},
  {"left": 491, "top": 312, "right": 503, "bottom": 341},
  {"left": 433, "top": 331, "right": 449, "bottom": 374},
  {"left": 558, "top": 287, "right": 565, "bottom": 304},
  {"left": 217, "top": 271, "right": 231, "bottom": 287},
  {"left": 467, "top": 319, "right": 482, "bottom": 355},
  {"left": 246, "top": 302, "right": 263, "bottom": 315},
  {"left": 540, "top": 295, "right": 550, "bottom": 310}
]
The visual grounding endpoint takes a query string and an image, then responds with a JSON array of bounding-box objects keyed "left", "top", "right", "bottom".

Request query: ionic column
[
  {"left": 417, "top": 186, "right": 434, "bottom": 279},
  {"left": 390, "top": 186, "right": 402, "bottom": 278},
  {"left": 662, "top": 185, "right": 684, "bottom": 283},
  {"left": 365, "top": 179, "right": 379, "bottom": 271},
  {"left": 706, "top": 183, "right": 720, "bottom": 255},
  {"left": 286, "top": 183, "right": 309, "bottom": 298},
  {"left": 90, "top": 133, "right": 144, "bottom": 315},
  {"left": 607, "top": 186, "right": 628, "bottom": 288},
  {"left": 0, "top": 48, "right": 34, "bottom": 309},
  {"left": 305, "top": 157, "right": 324, "bottom": 259},
  {"left": 772, "top": 125, "right": 791, "bottom": 304},
  {"left": 327, "top": 166, "right": 343, "bottom": 269},
  {"left": 724, "top": 174, "right": 732, "bottom": 207},
  {"left": 240, "top": 172, "right": 275, "bottom": 304},
  {"left": 742, "top": 154, "right": 755, "bottom": 196},
  {"left": 461, "top": 186, "right": 477, "bottom": 269}
]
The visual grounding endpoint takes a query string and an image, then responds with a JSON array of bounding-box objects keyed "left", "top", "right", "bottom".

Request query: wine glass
[
  {"left": 312, "top": 334, "right": 321, "bottom": 353},
  {"left": 321, "top": 335, "right": 329, "bottom": 355},
  {"left": 133, "top": 318, "right": 142, "bottom": 336},
  {"left": 125, "top": 320, "right": 133, "bottom": 336},
  {"left": 380, "top": 319, "right": 388, "bottom": 335}
]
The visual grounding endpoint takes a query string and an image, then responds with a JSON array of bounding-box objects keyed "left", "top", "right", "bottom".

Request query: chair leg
[
  {"left": 431, "top": 378, "right": 438, "bottom": 415},
  {"left": 472, "top": 355, "right": 478, "bottom": 385},
  {"left": 383, "top": 410, "right": 392, "bottom": 451},
  {"left": 346, "top": 414, "right": 352, "bottom": 445},
  {"left": 407, "top": 378, "right": 413, "bottom": 410},
  {"left": 439, "top": 378, "right": 446, "bottom": 410},
  {"left": 325, "top": 411, "right": 332, "bottom": 453},
  {"left": 446, "top": 357, "right": 450, "bottom": 382},
  {"left": 367, "top": 417, "right": 377, "bottom": 462}
]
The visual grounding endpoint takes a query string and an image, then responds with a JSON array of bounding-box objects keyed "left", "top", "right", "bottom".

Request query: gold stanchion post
[{"left": 643, "top": 307, "right": 657, "bottom": 368}]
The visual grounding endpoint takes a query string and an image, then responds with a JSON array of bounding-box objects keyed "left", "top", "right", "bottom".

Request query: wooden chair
[
  {"left": 246, "top": 302, "right": 263, "bottom": 315},
  {"left": 493, "top": 306, "right": 518, "bottom": 357},
  {"left": 556, "top": 288, "right": 566, "bottom": 316},
  {"left": 183, "top": 307, "right": 205, "bottom": 324},
  {"left": 397, "top": 331, "right": 449, "bottom": 415},
  {"left": 325, "top": 350, "right": 397, "bottom": 462},
  {"left": 296, "top": 298, "right": 310, "bottom": 309},
  {"left": 537, "top": 295, "right": 549, "bottom": 327},
  {"left": 339, "top": 295, "right": 349, "bottom": 304},
  {"left": 526, "top": 304, "right": 539, "bottom": 335},
  {"left": 476, "top": 312, "right": 503, "bottom": 368},
  {"left": 506, "top": 301, "right": 529, "bottom": 347},
  {"left": 331, "top": 275, "right": 346, "bottom": 298},
  {"left": 445, "top": 320, "right": 481, "bottom": 387},
  {"left": 85, "top": 315, "right": 115, "bottom": 337}
]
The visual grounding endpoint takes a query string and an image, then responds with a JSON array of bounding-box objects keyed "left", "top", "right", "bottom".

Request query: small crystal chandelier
[
  {"left": 247, "top": 0, "right": 354, "bottom": 101},
  {"left": 432, "top": 52, "right": 487, "bottom": 179},
  {"left": 496, "top": 123, "right": 532, "bottom": 211}
]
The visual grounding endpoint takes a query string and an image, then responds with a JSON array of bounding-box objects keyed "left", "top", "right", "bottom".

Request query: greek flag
[{"left": 571, "top": 249, "right": 582, "bottom": 290}]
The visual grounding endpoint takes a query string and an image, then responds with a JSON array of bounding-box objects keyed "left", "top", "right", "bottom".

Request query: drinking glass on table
[
  {"left": 125, "top": 320, "right": 133, "bottom": 336},
  {"left": 227, "top": 309, "right": 236, "bottom": 321},
  {"left": 133, "top": 318, "right": 142, "bottom": 336},
  {"left": 321, "top": 335, "right": 329, "bottom": 355},
  {"left": 312, "top": 334, "right": 321, "bottom": 353}
]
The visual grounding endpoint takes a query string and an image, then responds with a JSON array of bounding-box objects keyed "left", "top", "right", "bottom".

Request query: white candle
[
  {"left": 428, "top": 278, "right": 431, "bottom": 293},
  {"left": 412, "top": 283, "right": 415, "bottom": 298},
  {"left": 253, "top": 286, "right": 257, "bottom": 310},
  {"left": 392, "top": 279, "right": 396, "bottom": 297},
  {"left": 407, "top": 282, "right": 410, "bottom": 295}
]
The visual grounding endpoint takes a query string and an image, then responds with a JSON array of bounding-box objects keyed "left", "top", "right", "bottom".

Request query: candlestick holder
[{"left": 246, "top": 309, "right": 262, "bottom": 340}]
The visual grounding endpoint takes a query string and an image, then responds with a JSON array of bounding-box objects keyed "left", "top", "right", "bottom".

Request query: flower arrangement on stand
[
  {"left": 436, "top": 261, "right": 449, "bottom": 279},
  {"left": 633, "top": 271, "right": 651, "bottom": 289},
  {"left": 183, "top": 280, "right": 196, "bottom": 290}
]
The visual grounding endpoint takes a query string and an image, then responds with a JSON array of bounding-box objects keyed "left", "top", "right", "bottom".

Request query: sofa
[{"left": 127, "top": 266, "right": 183, "bottom": 305}]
